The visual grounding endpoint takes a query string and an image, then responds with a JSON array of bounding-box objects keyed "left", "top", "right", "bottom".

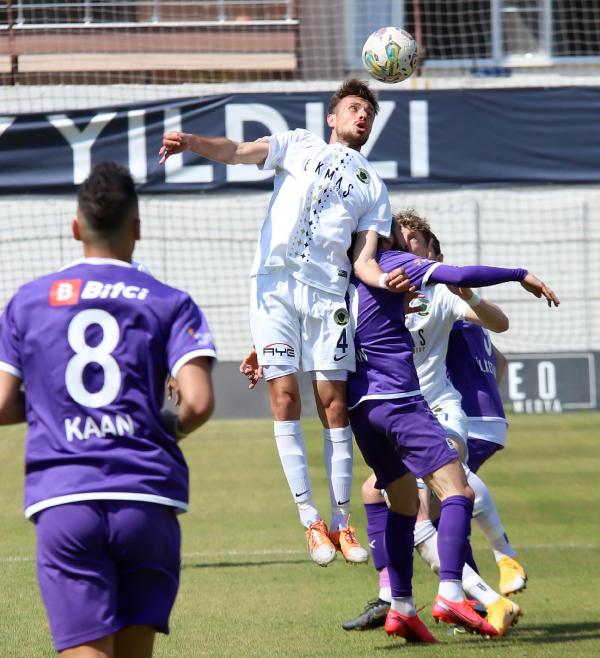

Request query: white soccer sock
[
  {"left": 391, "top": 596, "right": 416, "bottom": 616},
  {"left": 323, "top": 426, "right": 353, "bottom": 530},
  {"left": 438, "top": 580, "right": 463, "bottom": 602},
  {"left": 467, "top": 470, "right": 517, "bottom": 558},
  {"left": 462, "top": 564, "right": 501, "bottom": 606},
  {"left": 274, "top": 420, "right": 319, "bottom": 527},
  {"left": 414, "top": 520, "right": 440, "bottom": 573}
]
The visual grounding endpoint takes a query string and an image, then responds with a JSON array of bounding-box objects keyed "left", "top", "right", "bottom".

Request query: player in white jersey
[{"left": 161, "top": 79, "right": 409, "bottom": 566}]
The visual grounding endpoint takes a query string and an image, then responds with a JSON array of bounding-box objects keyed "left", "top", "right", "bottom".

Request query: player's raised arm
[
  {"left": 352, "top": 229, "right": 412, "bottom": 292},
  {"left": 429, "top": 264, "right": 559, "bottom": 307},
  {"left": 519, "top": 272, "right": 560, "bottom": 307},
  {"left": 0, "top": 370, "right": 25, "bottom": 425},
  {"left": 159, "top": 131, "right": 269, "bottom": 166},
  {"left": 446, "top": 286, "right": 509, "bottom": 333}
]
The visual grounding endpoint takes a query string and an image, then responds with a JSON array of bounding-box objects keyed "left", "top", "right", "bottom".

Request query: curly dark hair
[
  {"left": 327, "top": 78, "right": 379, "bottom": 116},
  {"left": 392, "top": 208, "right": 433, "bottom": 246},
  {"left": 77, "top": 161, "right": 138, "bottom": 235}
]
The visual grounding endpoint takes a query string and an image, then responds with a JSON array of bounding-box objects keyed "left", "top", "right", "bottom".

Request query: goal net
[{"left": 1, "top": 1, "right": 600, "bottom": 361}]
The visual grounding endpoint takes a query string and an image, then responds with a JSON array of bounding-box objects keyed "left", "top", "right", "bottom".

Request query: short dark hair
[
  {"left": 429, "top": 233, "right": 442, "bottom": 258},
  {"left": 393, "top": 208, "right": 433, "bottom": 246},
  {"left": 327, "top": 78, "right": 379, "bottom": 116},
  {"left": 77, "top": 161, "right": 138, "bottom": 235}
]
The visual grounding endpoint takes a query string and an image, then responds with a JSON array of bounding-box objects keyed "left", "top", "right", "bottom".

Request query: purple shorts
[
  {"left": 349, "top": 396, "right": 459, "bottom": 489},
  {"left": 33, "top": 500, "right": 181, "bottom": 652},
  {"left": 467, "top": 438, "right": 503, "bottom": 473}
]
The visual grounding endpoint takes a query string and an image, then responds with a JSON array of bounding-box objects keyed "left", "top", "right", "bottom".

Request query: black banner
[{"left": 2, "top": 87, "right": 600, "bottom": 193}]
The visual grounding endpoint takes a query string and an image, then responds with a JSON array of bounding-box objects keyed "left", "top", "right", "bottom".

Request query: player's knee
[
  {"left": 463, "top": 483, "right": 475, "bottom": 503},
  {"left": 270, "top": 389, "right": 301, "bottom": 420},
  {"left": 361, "top": 475, "right": 384, "bottom": 504}
]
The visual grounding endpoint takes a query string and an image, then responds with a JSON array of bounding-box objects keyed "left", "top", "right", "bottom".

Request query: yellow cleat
[
  {"left": 485, "top": 596, "right": 522, "bottom": 637},
  {"left": 498, "top": 556, "right": 528, "bottom": 595}
]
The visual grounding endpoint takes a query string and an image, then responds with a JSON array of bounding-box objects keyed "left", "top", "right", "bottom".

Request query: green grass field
[{"left": 1, "top": 413, "right": 599, "bottom": 657}]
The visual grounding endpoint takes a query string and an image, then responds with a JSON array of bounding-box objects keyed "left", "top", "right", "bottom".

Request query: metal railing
[{"left": 5, "top": 1, "right": 296, "bottom": 29}]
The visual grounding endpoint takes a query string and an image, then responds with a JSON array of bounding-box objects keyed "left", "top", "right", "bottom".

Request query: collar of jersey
[{"left": 59, "top": 257, "right": 133, "bottom": 271}]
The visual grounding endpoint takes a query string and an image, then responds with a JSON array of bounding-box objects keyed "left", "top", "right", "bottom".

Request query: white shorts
[
  {"left": 250, "top": 272, "right": 355, "bottom": 373},
  {"left": 467, "top": 419, "right": 508, "bottom": 447},
  {"left": 430, "top": 399, "right": 468, "bottom": 458}
]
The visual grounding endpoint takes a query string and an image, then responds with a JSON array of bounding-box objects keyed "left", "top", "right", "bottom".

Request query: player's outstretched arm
[
  {"left": 352, "top": 229, "right": 412, "bottom": 292},
  {"left": 448, "top": 286, "right": 509, "bottom": 333},
  {"left": 520, "top": 272, "right": 560, "bottom": 307},
  {"left": 0, "top": 371, "right": 25, "bottom": 425},
  {"left": 240, "top": 348, "right": 263, "bottom": 390},
  {"left": 170, "top": 356, "right": 215, "bottom": 440},
  {"left": 159, "top": 131, "right": 269, "bottom": 166}
]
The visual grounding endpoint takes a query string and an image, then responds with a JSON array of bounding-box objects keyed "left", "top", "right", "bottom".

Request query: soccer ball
[{"left": 362, "top": 27, "right": 418, "bottom": 84}]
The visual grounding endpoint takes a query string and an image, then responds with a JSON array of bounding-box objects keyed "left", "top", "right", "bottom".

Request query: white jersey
[
  {"left": 405, "top": 284, "right": 469, "bottom": 407},
  {"left": 250, "top": 129, "right": 391, "bottom": 296}
]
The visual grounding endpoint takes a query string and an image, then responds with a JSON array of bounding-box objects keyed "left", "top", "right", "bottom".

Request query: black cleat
[{"left": 342, "top": 598, "right": 391, "bottom": 631}]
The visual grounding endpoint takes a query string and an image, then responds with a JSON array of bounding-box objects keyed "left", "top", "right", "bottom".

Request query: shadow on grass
[
  {"left": 183, "top": 558, "right": 309, "bottom": 569},
  {"left": 374, "top": 621, "right": 600, "bottom": 651}
]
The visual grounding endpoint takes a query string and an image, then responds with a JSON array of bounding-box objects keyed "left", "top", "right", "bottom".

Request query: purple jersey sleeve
[
  {"left": 430, "top": 264, "right": 527, "bottom": 288},
  {"left": 378, "top": 250, "right": 441, "bottom": 290},
  {"left": 167, "top": 296, "right": 217, "bottom": 377},
  {"left": 0, "top": 297, "right": 23, "bottom": 378}
]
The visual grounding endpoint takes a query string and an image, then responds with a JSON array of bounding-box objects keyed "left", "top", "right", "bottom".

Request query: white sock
[
  {"left": 467, "top": 470, "right": 517, "bottom": 558},
  {"left": 323, "top": 426, "right": 353, "bottom": 530},
  {"left": 391, "top": 596, "right": 416, "bottom": 616},
  {"left": 462, "top": 564, "right": 501, "bottom": 606},
  {"left": 414, "top": 520, "right": 440, "bottom": 573},
  {"left": 274, "top": 420, "right": 318, "bottom": 527},
  {"left": 438, "top": 580, "right": 463, "bottom": 602},
  {"left": 379, "top": 587, "right": 392, "bottom": 603}
]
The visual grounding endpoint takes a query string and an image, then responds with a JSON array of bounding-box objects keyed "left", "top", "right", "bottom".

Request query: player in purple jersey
[
  {"left": 0, "top": 162, "right": 216, "bottom": 658},
  {"left": 343, "top": 215, "right": 558, "bottom": 642},
  {"left": 161, "top": 79, "right": 410, "bottom": 567}
]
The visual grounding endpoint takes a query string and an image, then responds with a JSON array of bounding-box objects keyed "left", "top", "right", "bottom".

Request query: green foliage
[{"left": 1, "top": 414, "right": 599, "bottom": 657}]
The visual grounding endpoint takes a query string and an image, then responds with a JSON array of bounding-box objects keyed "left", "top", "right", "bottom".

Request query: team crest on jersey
[
  {"left": 333, "top": 307, "right": 350, "bottom": 326},
  {"left": 408, "top": 296, "right": 431, "bottom": 317},
  {"left": 355, "top": 168, "right": 370, "bottom": 184},
  {"left": 49, "top": 279, "right": 82, "bottom": 306}
]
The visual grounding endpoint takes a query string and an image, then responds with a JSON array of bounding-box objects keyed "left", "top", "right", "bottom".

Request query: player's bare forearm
[
  {"left": 352, "top": 229, "right": 412, "bottom": 292},
  {"left": 173, "top": 357, "right": 215, "bottom": 439},
  {"left": 0, "top": 371, "right": 25, "bottom": 425},
  {"left": 464, "top": 298, "right": 509, "bottom": 333},
  {"left": 520, "top": 272, "right": 560, "bottom": 307},
  {"left": 159, "top": 131, "right": 268, "bottom": 166}
]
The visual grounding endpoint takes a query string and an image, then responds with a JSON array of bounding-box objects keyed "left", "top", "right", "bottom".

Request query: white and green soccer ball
[{"left": 362, "top": 27, "right": 418, "bottom": 84}]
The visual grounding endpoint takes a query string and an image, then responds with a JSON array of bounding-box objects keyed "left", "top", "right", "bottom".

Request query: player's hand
[
  {"left": 446, "top": 285, "right": 475, "bottom": 302},
  {"left": 159, "top": 131, "right": 189, "bottom": 164},
  {"left": 239, "top": 348, "right": 263, "bottom": 389},
  {"left": 520, "top": 273, "right": 560, "bottom": 307},
  {"left": 166, "top": 376, "right": 181, "bottom": 406},
  {"left": 404, "top": 290, "right": 426, "bottom": 314},
  {"left": 385, "top": 267, "right": 414, "bottom": 293}
]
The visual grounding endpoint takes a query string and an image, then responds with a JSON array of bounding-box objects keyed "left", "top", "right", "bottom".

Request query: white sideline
[{"left": 1, "top": 543, "right": 597, "bottom": 564}]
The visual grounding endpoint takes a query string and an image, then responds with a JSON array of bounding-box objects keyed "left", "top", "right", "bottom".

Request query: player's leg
[
  {"left": 303, "top": 287, "right": 365, "bottom": 563},
  {"left": 312, "top": 374, "right": 367, "bottom": 564},
  {"left": 424, "top": 460, "right": 498, "bottom": 637},
  {"left": 251, "top": 274, "right": 329, "bottom": 560},
  {"left": 113, "top": 626, "right": 155, "bottom": 658},
  {"left": 33, "top": 502, "right": 124, "bottom": 655},
  {"left": 342, "top": 475, "right": 391, "bottom": 631}
]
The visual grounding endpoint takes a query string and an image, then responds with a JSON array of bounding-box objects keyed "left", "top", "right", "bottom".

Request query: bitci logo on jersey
[{"left": 49, "top": 279, "right": 82, "bottom": 306}]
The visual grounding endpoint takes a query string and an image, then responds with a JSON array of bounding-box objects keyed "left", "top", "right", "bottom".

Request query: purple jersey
[
  {"left": 347, "top": 250, "right": 440, "bottom": 409},
  {"left": 0, "top": 259, "right": 216, "bottom": 518},
  {"left": 447, "top": 320, "right": 505, "bottom": 421}
]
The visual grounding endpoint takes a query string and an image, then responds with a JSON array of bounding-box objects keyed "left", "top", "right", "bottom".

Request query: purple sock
[
  {"left": 437, "top": 495, "right": 474, "bottom": 582},
  {"left": 385, "top": 510, "right": 416, "bottom": 598},
  {"left": 434, "top": 505, "right": 479, "bottom": 573},
  {"left": 365, "top": 502, "right": 389, "bottom": 571}
]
